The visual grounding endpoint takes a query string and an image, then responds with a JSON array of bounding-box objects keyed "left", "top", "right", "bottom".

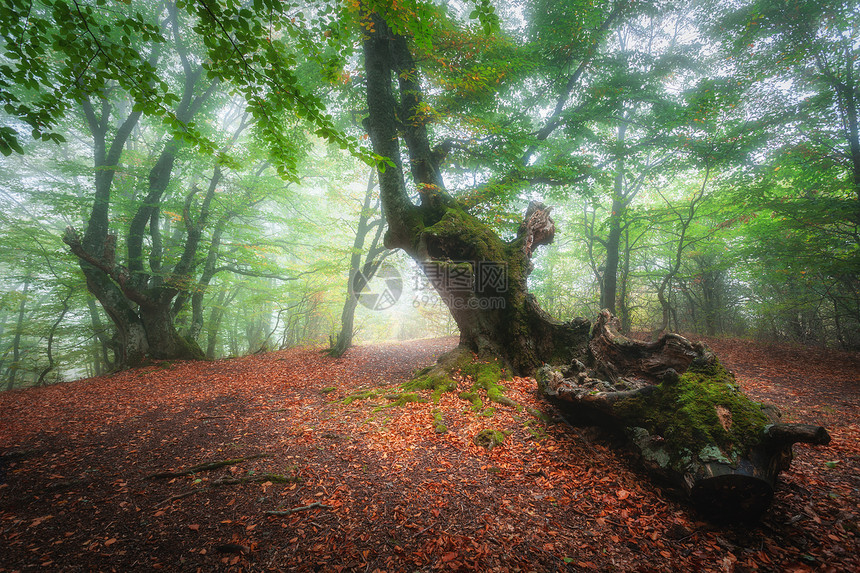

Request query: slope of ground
[{"left": 0, "top": 336, "right": 857, "bottom": 572}]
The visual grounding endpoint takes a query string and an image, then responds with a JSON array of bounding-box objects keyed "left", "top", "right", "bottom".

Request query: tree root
[
  {"left": 156, "top": 472, "right": 300, "bottom": 506},
  {"left": 264, "top": 501, "right": 333, "bottom": 516},
  {"left": 145, "top": 454, "right": 271, "bottom": 479},
  {"left": 406, "top": 345, "right": 521, "bottom": 410}
]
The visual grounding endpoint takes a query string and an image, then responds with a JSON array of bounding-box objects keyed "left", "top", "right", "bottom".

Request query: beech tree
[
  {"left": 709, "top": 0, "right": 860, "bottom": 347},
  {"left": 1, "top": 0, "right": 323, "bottom": 368},
  {"left": 0, "top": 0, "right": 836, "bottom": 517},
  {"left": 354, "top": 1, "right": 831, "bottom": 518}
]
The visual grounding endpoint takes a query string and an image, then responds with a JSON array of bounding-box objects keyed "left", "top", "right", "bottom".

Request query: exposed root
[
  {"left": 145, "top": 454, "right": 271, "bottom": 479},
  {"left": 404, "top": 345, "right": 520, "bottom": 411},
  {"left": 265, "top": 501, "right": 333, "bottom": 516},
  {"left": 156, "top": 472, "right": 300, "bottom": 506},
  {"left": 342, "top": 389, "right": 379, "bottom": 405}
]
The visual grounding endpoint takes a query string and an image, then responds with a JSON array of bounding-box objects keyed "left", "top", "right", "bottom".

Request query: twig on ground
[
  {"left": 157, "top": 489, "right": 205, "bottom": 506},
  {"left": 155, "top": 473, "right": 299, "bottom": 506},
  {"left": 264, "top": 501, "right": 332, "bottom": 516},
  {"left": 145, "top": 454, "right": 271, "bottom": 479}
]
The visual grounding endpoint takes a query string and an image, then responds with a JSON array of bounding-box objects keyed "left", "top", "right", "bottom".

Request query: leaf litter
[{"left": 0, "top": 336, "right": 857, "bottom": 572}]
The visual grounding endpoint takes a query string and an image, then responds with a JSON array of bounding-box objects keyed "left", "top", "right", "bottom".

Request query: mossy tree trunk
[
  {"left": 361, "top": 12, "right": 830, "bottom": 519},
  {"left": 363, "top": 15, "right": 590, "bottom": 374},
  {"left": 538, "top": 311, "right": 830, "bottom": 520}
]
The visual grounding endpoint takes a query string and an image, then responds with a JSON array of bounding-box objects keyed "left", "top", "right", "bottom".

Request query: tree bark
[
  {"left": 7, "top": 277, "right": 30, "bottom": 390},
  {"left": 359, "top": 11, "right": 831, "bottom": 519},
  {"left": 37, "top": 290, "right": 71, "bottom": 386},
  {"left": 362, "top": 15, "right": 590, "bottom": 374},
  {"left": 86, "top": 297, "right": 115, "bottom": 372},
  {"left": 538, "top": 310, "right": 830, "bottom": 520}
]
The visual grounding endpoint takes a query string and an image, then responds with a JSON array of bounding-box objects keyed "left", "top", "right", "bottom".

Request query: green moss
[
  {"left": 403, "top": 371, "right": 459, "bottom": 403},
  {"left": 320, "top": 386, "right": 336, "bottom": 394},
  {"left": 403, "top": 349, "right": 474, "bottom": 402},
  {"left": 523, "top": 418, "right": 548, "bottom": 441},
  {"left": 432, "top": 409, "right": 447, "bottom": 434},
  {"left": 342, "top": 389, "right": 379, "bottom": 405},
  {"left": 474, "top": 429, "right": 507, "bottom": 450},
  {"left": 403, "top": 352, "right": 520, "bottom": 425},
  {"left": 614, "top": 358, "right": 769, "bottom": 460},
  {"left": 526, "top": 406, "right": 552, "bottom": 423},
  {"left": 470, "top": 359, "right": 519, "bottom": 409},
  {"left": 375, "top": 392, "right": 428, "bottom": 411},
  {"left": 458, "top": 391, "right": 483, "bottom": 411},
  {"left": 423, "top": 208, "right": 507, "bottom": 264}
]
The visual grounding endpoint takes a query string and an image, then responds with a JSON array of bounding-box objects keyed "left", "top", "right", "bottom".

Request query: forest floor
[{"left": 0, "top": 336, "right": 858, "bottom": 573}]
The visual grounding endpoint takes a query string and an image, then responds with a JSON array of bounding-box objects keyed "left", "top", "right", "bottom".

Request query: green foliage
[
  {"left": 0, "top": 0, "right": 192, "bottom": 154},
  {"left": 2, "top": 0, "right": 860, "bottom": 388},
  {"left": 432, "top": 408, "right": 447, "bottom": 433}
]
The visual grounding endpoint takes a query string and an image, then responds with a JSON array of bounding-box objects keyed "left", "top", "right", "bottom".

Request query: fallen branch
[
  {"left": 155, "top": 472, "right": 299, "bottom": 506},
  {"left": 264, "top": 501, "right": 332, "bottom": 516},
  {"left": 212, "top": 473, "right": 300, "bottom": 486},
  {"left": 157, "top": 490, "right": 200, "bottom": 506},
  {"left": 146, "top": 454, "right": 271, "bottom": 479},
  {"left": 763, "top": 423, "right": 831, "bottom": 446}
]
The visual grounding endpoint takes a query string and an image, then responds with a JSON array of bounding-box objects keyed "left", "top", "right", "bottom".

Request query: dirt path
[{"left": 1, "top": 336, "right": 857, "bottom": 572}]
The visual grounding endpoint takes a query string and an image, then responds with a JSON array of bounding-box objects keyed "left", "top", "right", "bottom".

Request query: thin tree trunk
[
  {"left": 330, "top": 170, "right": 388, "bottom": 357},
  {"left": 87, "top": 297, "right": 115, "bottom": 370},
  {"left": 37, "top": 291, "right": 72, "bottom": 386},
  {"left": 7, "top": 277, "right": 30, "bottom": 391},
  {"left": 602, "top": 161, "right": 625, "bottom": 314}
]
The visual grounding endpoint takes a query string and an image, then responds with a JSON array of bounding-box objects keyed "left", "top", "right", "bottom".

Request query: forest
[
  {"left": 0, "top": 0, "right": 858, "bottom": 571},
  {"left": 0, "top": 0, "right": 857, "bottom": 383}
]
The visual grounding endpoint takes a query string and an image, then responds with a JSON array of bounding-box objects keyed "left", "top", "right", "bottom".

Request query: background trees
[{"left": 0, "top": 0, "right": 857, "bottom": 389}]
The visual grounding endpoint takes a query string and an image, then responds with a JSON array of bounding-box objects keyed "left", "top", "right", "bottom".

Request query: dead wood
[
  {"left": 264, "top": 501, "right": 333, "bottom": 516},
  {"left": 539, "top": 311, "right": 831, "bottom": 521},
  {"left": 156, "top": 472, "right": 298, "bottom": 506},
  {"left": 145, "top": 454, "right": 271, "bottom": 479}
]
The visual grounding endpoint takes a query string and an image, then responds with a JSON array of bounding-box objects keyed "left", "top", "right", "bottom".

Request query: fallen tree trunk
[
  {"left": 357, "top": 10, "right": 829, "bottom": 522},
  {"left": 538, "top": 311, "right": 830, "bottom": 521}
]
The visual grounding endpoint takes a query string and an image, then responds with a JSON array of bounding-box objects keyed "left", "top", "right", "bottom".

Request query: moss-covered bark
[
  {"left": 537, "top": 312, "right": 830, "bottom": 520},
  {"left": 360, "top": 11, "right": 830, "bottom": 520},
  {"left": 362, "top": 16, "right": 590, "bottom": 377}
]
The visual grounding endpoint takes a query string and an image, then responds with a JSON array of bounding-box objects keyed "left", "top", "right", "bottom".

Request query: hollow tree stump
[{"left": 538, "top": 310, "right": 830, "bottom": 521}]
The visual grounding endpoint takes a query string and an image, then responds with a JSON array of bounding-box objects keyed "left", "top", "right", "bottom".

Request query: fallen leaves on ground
[{"left": 0, "top": 335, "right": 857, "bottom": 572}]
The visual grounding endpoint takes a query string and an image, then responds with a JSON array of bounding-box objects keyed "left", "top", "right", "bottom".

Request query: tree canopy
[{"left": 0, "top": 0, "right": 857, "bottom": 386}]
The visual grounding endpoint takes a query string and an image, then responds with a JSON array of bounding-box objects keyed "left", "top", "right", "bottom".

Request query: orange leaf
[
  {"left": 616, "top": 489, "right": 630, "bottom": 500},
  {"left": 441, "top": 552, "right": 457, "bottom": 562},
  {"left": 189, "top": 524, "right": 200, "bottom": 531}
]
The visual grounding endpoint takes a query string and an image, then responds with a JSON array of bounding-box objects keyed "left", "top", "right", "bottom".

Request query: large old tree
[
  {"left": 358, "top": 5, "right": 829, "bottom": 519},
  {"left": 362, "top": 9, "right": 596, "bottom": 374}
]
